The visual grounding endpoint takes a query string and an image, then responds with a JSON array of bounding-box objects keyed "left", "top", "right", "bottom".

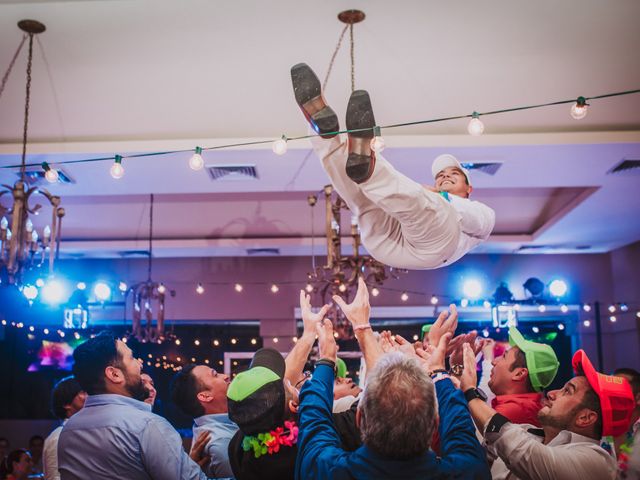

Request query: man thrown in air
[{"left": 291, "top": 63, "right": 495, "bottom": 270}]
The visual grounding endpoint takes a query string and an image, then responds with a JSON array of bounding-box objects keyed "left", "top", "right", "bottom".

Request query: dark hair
[
  {"left": 51, "top": 376, "right": 84, "bottom": 420},
  {"left": 72, "top": 331, "right": 121, "bottom": 395},
  {"left": 509, "top": 347, "right": 535, "bottom": 393},
  {"left": 170, "top": 364, "right": 205, "bottom": 418},
  {"left": 0, "top": 449, "right": 30, "bottom": 478},
  {"left": 28, "top": 435, "right": 44, "bottom": 446},
  {"left": 614, "top": 367, "right": 640, "bottom": 398},
  {"left": 580, "top": 384, "right": 603, "bottom": 439}
]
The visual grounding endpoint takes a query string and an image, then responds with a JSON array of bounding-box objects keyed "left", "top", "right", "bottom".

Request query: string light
[
  {"left": 620, "top": 303, "right": 629, "bottom": 312},
  {"left": 583, "top": 320, "right": 591, "bottom": 327},
  {"left": 157, "top": 283, "right": 167, "bottom": 294},
  {"left": 371, "top": 287, "right": 380, "bottom": 297},
  {"left": 118, "top": 281, "right": 128, "bottom": 292},
  {"left": 41, "top": 162, "right": 59, "bottom": 183},
  {"left": 175, "top": 339, "right": 181, "bottom": 345},
  {"left": 194, "top": 339, "right": 200, "bottom": 346},
  {"left": 121, "top": 337, "right": 127, "bottom": 343},
  {"left": 176, "top": 357, "right": 181, "bottom": 362},
  {"left": 609, "top": 315, "right": 617, "bottom": 323},
  {"left": 483, "top": 300, "right": 492, "bottom": 309},
  {"left": 333, "top": 331, "right": 339, "bottom": 338},
  {"left": 234, "top": 283, "right": 243, "bottom": 293},
  {"left": 401, "top": 292, "right": 409, "bottom": 302},
  {"left": 557, "top": 323, "right": 565, "bottom": 331},
  {"left": 370, "top": 126, "right": 385, "bottom": 152},
  {"left": 570, "top": 96, "right": 588, "bottom": 120},
  {"left": 560, "top": 304, "right": 569, "bottom": 313},
  {"left": 430, "top": 295, "right": 438, "bottom": 305},
  {"left": 467, "top": 112, "right": 484, "bottom": 136},
  {"left": 76, "top": 282, "right": 87, "bottom": 290},
  {"left": 338, "top": 284, "right": 347, "bottom": 293},
  {"left": 110, "top": 155, "right": 125, "bottom": 179},
  {"left": 189, "top": 146, "right": 204, "bottom": 171},
  {"left": 29, "top": 325, "right": 35, "bottom": 332},
  {"left": 43, "top": 328, "right": 49, "bottom": 334},
  {"left": 271, "top": 284, "right": 279, "bottom": 293},
  {"left": 582, "top": 304, "right": 592, "bottom": 312},
  {"left": 196, "top": 283, "right": 205, "bottom": 295},
  {"left": 413, "top": 334, "right": 419, "bottom": 341},
  {"left": 305, "top": 283, "right": 314, "bottom": 293},
  {"left": 460, "top": 298, "right": 469, "bottom": 308},
  {"left": 213, "top": 339, "right": 220, "bottom": 347},
  {"left": 272, "top": 135, "right": 288, "bottom": 155},
  {"left": 272, "top": 337, "right": 279, "bottom": 343},
  {"left": 1, "top": 320, "right": 5, "bottom": 326},
  {"left": 231, "top": 338, "right": 237, "bottom": 345},
  {"left": 250, "top": 338, "right": 257, "bottom": 345},
  {"left": 191, "top": 357, "right": 196, "bottom": 363},
  {"left": 532, "top": 326, "right": 540, "bottom": 333},
  {"left": 204, "top": 359, "right": 210, "bottom": 364},
  {"left": 636, "top": 311, "right": 640, "bottom": 318},
  {"left": 538, "top": 305, "right": 547, "bottom": 313},
  {"left": 608, "top": 305, "right": 616, "bottom": 313}
]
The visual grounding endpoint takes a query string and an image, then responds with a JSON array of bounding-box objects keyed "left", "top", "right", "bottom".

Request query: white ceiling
[{"left": 1, "top": 0, "right": 639, "bottom": 258}]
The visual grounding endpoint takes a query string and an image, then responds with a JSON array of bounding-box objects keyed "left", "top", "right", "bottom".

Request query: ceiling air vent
[
  {"left": 460, "top": 162, "right": 502, "bottom": 175},
  {"left": 20, "top": 168, "right": 74, "bottom": 184},
  {"left": 208, "top": 164, "right": 259, "bottom": 181},
  {"left": 246, "top": 248, "right": 280, "bottom": 256},
  {"left": 608, "top": 159, "right": 640, "bottom": 175}
]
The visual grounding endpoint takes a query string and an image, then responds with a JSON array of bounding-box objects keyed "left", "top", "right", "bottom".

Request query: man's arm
[
  {"left": 448, "top": 195, "right": 495, "bottom": 240},
  {"left": 295, "top": 321, "right": 349, "bottom": 480},
  {"left": 284, "top": 291, "right": 329, "bottom": 386},
  {"left": 140, "top": 418, "right": 208, "bottom": 480},
  {"left": 333, "top": 277, "right": 383, "bottom": 371}
]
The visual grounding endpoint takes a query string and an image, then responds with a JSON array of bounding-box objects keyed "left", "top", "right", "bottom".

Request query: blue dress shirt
[
  {"left": 58, "top": 394, "right": 207, "bottom": 480},
  {"left": 192, "top": 413, "right": 238, "bottom": 479}
]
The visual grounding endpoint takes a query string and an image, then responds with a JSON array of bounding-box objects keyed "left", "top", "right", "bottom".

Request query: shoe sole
[
  {"left": 346, "top": 90, "right": 376, "bottom": 183},
  {"left": 291, "top": 63, "right": 339, "bottom": 138}
]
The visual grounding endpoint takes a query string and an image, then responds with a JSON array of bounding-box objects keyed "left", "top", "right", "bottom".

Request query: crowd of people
[{"left": 1, "top": 278, "right": 639, "bottom": 479}]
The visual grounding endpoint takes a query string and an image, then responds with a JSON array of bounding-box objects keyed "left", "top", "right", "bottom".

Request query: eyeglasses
[{"left": 294, "top": 370, "right": 313, "bottom": 389}]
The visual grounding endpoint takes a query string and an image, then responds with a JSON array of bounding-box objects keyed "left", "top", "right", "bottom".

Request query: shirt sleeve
[
  {"left": 295, "top": 363, "right": 350, "bottom": 480},
  {"left": 206, "top": 430, "right": 235, "bottom": 479},
  {"left": 484, "top": 421, "right": 616, "bottom": 480},
  {"left": 139, "top": 417, "right": 209, "bottom": 480},
  {"left": 43, "top": 430, "right": 61, "bottom": 480},
  {"left": 448, "top": 195, "right": 495, "bottom": 240},
  {"left": 435, "top": 378, "right": 492, "bottom": 479}
]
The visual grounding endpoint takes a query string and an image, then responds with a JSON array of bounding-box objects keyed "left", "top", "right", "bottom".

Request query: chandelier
[
  {"left": 0, "top": 20, "right": 64, "bottom": 287},
  {"left": 129, "top": 194, "right": 176, "bottom": 343},
  {"left": 307, "top": 186, "right": 405, "bottom": 339}
]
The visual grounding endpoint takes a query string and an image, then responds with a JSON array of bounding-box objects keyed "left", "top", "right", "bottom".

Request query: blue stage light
[
  {"left": 549, "top": 279, "right": 568, "bottom": 297},
  {"left": 23, "top": 285, "right": 39, "bottom": 301},
  {"left": 462, "top": 278, "right": 483, "bottom": 299},
  {"left": 94, "top": 282, "right": 112, "bottom": 302},
  {"left": 42, "top": 279, "right": 67, "bottom": 304}
]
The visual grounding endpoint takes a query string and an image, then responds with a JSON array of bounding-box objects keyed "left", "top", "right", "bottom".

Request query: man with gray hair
[{"left": 295, "top": 277, "right": 490, "bottom": 479}]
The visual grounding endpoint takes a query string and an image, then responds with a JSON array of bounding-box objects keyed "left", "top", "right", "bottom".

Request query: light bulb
[
  {"left": 371, "top": 136, "right": 385, "bottom": 152},
  {"left": 43, "top": 225, "right": 51, "bottom": 239},
  {"left": 570, "top": 97, "right": 588, "bottom": 120},
  {"left": 175, "top": 339, "right": 181, "bottom": 345},
  {"left": 338, "top": 283, "right": 347, "bottom": 293},
  {"left": 460, "top": 298, "right": 469, "bottom": 308},
  {"left": 234, "top": 283, "right": 243, "bottom": 292},
  {"left": 118, "top": 281, "right": 128, "bottom": 292},
  {"left": 560, "top": 304, "right": 569, "bottom": 313},
  {"left": 609, "top": 315, "right": 617, "bottom": 323},
  {"left": 305, "top": 283, "right": 313, "bottom": 293},
  {"left": 608, "top": 305, "right": 616, "bottom": 313},
  {"left": 401, "top": 292, "right": 409, "bottom": 302},
  {"left": 231, "top": 338, "right": 237, "bottom": 345},
  {"left": 44, "top": 167, "right": 59, "bottom": 183},
  {"left": 483, "top": 300, "right": 492, "bottom": 309},
  {"left": 271, "top": 284, "right": 279, "bottom": 293},
  {"left": 189, "top": 147, "right": 204, "bottom": 170},
  {"left": 272, "top": 337, "right": 279, "bottom": 343},
  {"left": 538, "top": 305, "right": 547, "bottom": 313},
  {"left": 25, "top": 219, "right": 33, "bottom": 233},
  {"left": 250, "top": 338, "right": 257, "bottom": 345},
  {"left": 157, "top": 283, "right": 166, "bottom": 294},
  {"left": 196, "top": 283, "right": 205, "bottom": 295},
  {"left": 583, "top": 320, "right": 591, "bottom": 327},
  {"left": 31, "top": 230, "right": 38, "bottom": 243},
  {"left": 371, "top": 287, "right": 380, "bottom": 297},
  {"left": 532, "top": 326, "right": 540, "bottom": 333},
  {"left": 557, "top": 323, "right": 565, "bottom": 331},
  {"left": 620, "top": 303, "right": 628, "bottom": 312},
  {"left": 110, "top": 155, "right": 125, "bottom": 179},
  {"left": 430, "top": 295, "right": 438, "bottom": 305},
  {"left": 194, "top": 339, "right": 200, "bottom": 346},
  {"left": 213, "top": 339, "right": 220, "bottom": 346},
  {"left": 582, "top": 304, "right": 591, "bottom": 312},
  {"left": 272, "top": 137, "right": 288, "bottom": 155},
  {"left": 467, "top": 112, "right": 484, "bottom": 136}
]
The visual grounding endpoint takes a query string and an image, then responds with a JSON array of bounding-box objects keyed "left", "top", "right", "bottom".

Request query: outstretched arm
[{"left": 448, "top": 195, "right": 495, "bottom": 240}]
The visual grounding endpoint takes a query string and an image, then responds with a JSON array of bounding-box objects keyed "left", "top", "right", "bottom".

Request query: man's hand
[
  {"left": 449, "top": 332, "right": 483, "bottom": 366},
  {"left": 333, "top": 277, "right": 370, "bottom": 328},
  {"left": 189, "top": 430, "right": 211, "bottom": 471},
  {"left": 300, "top": 290, "right": 330, "bottom": 338},
  {"left": 482, "top": 338, "right": 496, "bottom": 362},
  {"left": 427, "top": 305, "right": 459, "bottom": 348},
  {"left": 316, "top": 319, "right": 338, "bottom": 363},
  {"left": 417, "top": 332, "right": 453, "bottom": 372},
  {"left": 460, "top": 342, "right": 479, "bottom": 392}
]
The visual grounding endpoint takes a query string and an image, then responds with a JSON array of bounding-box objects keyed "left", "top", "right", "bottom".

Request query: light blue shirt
[
  {"left": 193, "top": 414, "right": 238, "bottom": 479},
  {"left": 58, "top": 394, "right": 207, "bottom": 480}
]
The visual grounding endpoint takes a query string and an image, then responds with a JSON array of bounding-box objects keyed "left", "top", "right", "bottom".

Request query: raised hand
[
  {"left": 333, "top": 276, "right": 371, "bottom": 328},
  {"left": 460, "top": 343, "right": 479, "bottom": 392},
  {"left": 300, "top": 290, "right": 330, "bottom": 337},
  {"left": 427, "top": 304, "right": 459, "bottom": 348},
  {"left": 316, "top": 319, "right": 338, "bottom": 362},
  {"left": 417, "top": 332, "right": 453, "bottom": 373}
]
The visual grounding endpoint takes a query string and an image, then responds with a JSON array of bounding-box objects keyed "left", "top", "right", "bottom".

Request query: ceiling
[{"left": 1, "top": 0, "right": 640, "bottom": 259}]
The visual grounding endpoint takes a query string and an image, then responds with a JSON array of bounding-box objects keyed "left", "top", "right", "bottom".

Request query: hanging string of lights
[{"left": 1, "top": 88, "right": 639, "bottom": 180}]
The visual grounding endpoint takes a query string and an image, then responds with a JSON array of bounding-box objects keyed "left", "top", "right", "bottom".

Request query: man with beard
[
  {"left": 58, "top": 331, "right": 209, "bottom": 480},
  {"left": 461, "top": 345, "right": 635, "bottom": 480}
]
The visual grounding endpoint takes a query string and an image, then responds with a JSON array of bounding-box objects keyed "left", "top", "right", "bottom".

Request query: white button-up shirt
[{"left": 486, "top": 422, "right": 617, "bottom": 480}]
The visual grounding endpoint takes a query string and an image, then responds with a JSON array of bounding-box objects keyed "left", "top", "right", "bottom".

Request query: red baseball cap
[{"left": 572, "top": 349, "right": 635, "bottom": 436}]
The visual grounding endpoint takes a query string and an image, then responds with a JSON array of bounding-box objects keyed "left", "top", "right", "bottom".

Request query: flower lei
[{"left": 242, "top": 420, "right": 299, "bottom": 459}]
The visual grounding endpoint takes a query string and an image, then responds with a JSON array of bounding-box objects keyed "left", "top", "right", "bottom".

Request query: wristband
[
  {"left": 428, "top": 368, "right": 448, "bottom": 378},
  {"left": 315, "top": 358, "right": 337, "bottom": 375},
  {"left": 353, "top": 324, "right": 372, "bottom": 332}
]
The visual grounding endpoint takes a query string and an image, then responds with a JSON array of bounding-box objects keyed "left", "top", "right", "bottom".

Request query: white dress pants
[{"left": 311, "top": 135, "right": 460, "bottom": 270}]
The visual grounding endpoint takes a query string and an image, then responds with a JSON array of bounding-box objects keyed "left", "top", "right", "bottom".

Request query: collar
[
  {"left": 547, "top": 429, "right": 600, "bottom": 447},
  {"left": 194, "top": 413, "right": 234, "bottom": 427},
  {"left": 85, "top": 393, "right": 152, "bottom": 412}
]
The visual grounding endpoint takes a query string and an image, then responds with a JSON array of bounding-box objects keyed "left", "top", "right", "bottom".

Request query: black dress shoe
[
  {"left": 345, "top": 90, "right": 376, "bottom": 184},
  {"left": 291, "top": 63, "right": 339, "bottom": 138}
]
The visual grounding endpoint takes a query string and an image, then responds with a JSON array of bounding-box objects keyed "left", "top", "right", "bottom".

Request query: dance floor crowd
[{"left": 1, "top": 278, "right": 639, "bottom": 480}]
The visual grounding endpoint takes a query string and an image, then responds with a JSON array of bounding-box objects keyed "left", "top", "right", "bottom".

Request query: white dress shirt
[{"left": 43, "top": 420, "right": 66, "bottom": 480}]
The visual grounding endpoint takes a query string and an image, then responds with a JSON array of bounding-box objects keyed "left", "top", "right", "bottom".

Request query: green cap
[
  {"left": 335, "top": 357, "right": 347, "bottom": 378},
  {"left": 508, "top": 327, "right": 559, "bottom": 392},
  {"left": 420, "top": 324, "right": 431, "bottom": 340},
  {"left": 227, "top": 366, "right": 280, "bottom": 402}
]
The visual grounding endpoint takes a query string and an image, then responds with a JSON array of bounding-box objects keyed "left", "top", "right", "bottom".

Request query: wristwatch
[{"left": 464, "top": 387, "right": 488, "bottom": 403}]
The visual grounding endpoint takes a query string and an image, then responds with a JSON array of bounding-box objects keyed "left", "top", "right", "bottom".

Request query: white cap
[{"left": 431, "top": 154, "right": 471, "bottom": 186}]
